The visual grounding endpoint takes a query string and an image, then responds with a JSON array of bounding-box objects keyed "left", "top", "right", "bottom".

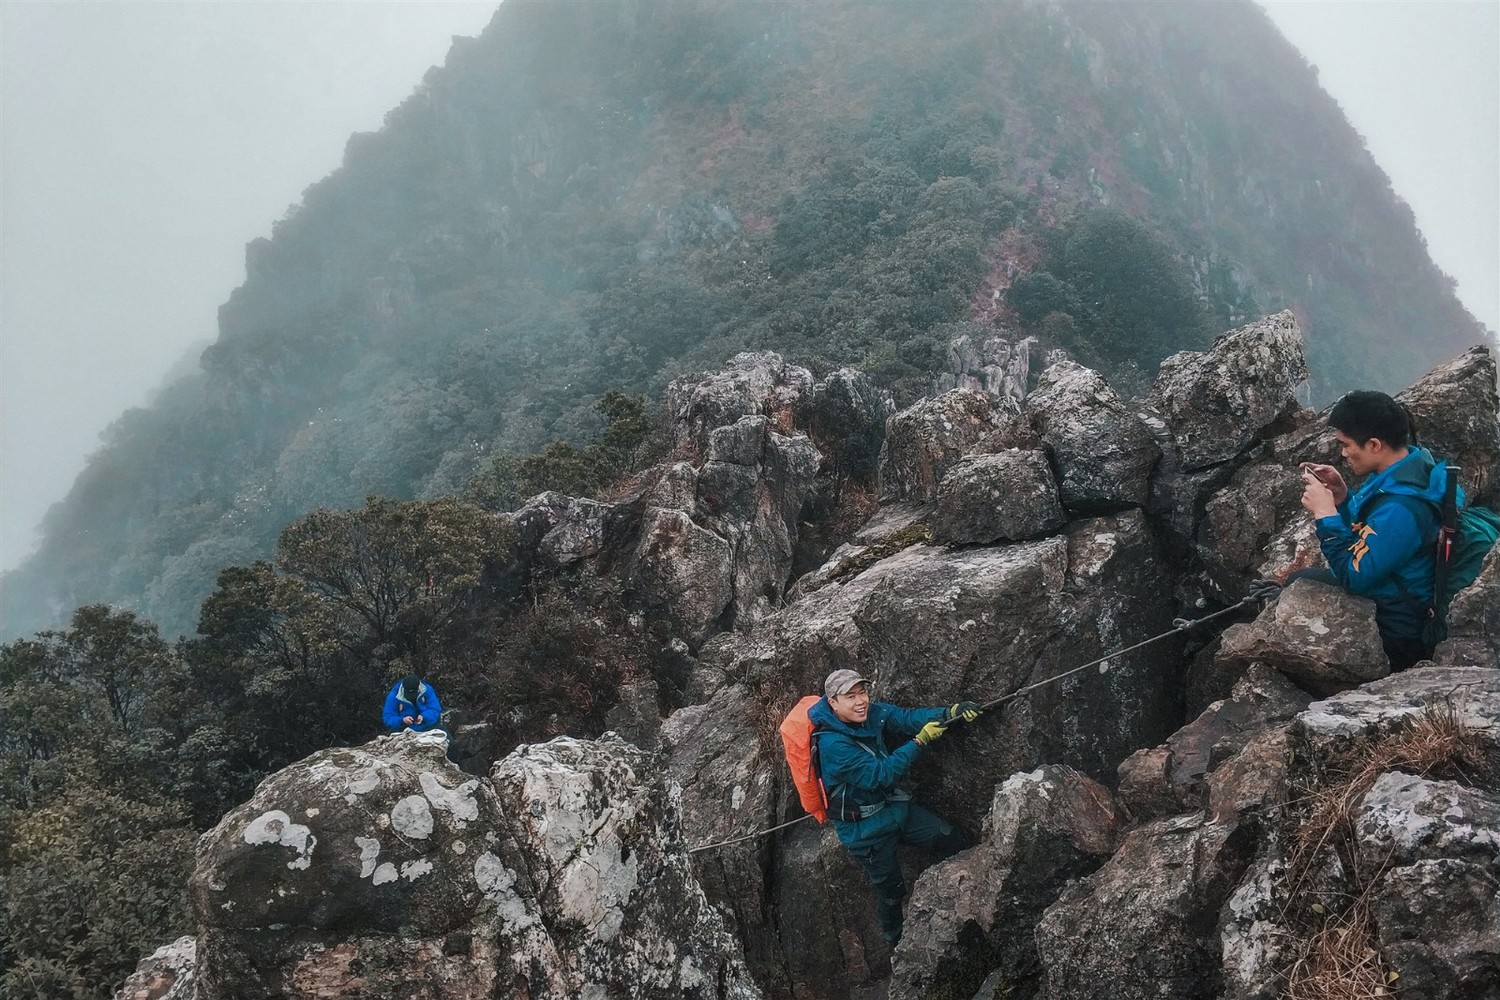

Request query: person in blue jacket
[
  {"left": 1298, "top": 390, "right": 1458, "bottom": 669},
  {"left": 807, "top": 668, "right": 979, "bottom": 947},
  {"left": 382, "top": 674, "right": 443, "bottom": 733}
]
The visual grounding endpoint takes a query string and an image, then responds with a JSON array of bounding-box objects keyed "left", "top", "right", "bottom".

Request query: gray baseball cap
[{"left": 824, "top": 668, "right": 871, "bottom": 698}]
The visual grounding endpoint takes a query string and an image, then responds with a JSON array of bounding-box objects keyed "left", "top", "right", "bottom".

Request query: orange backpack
[{"left": 779, "top": 695, "right": 829, "bottom": 823}]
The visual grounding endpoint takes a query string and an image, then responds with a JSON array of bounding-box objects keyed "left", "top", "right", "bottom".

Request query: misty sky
[{"left": 2, "top": 1, "right": 1497, "bottom": 576}]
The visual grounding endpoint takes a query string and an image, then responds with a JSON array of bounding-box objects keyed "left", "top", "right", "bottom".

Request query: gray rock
[
  {"left": 1117, "top": 663, "right": 1309, "bottom": 822},
  {"left": 708, "top": 415, "right": 770, "bottom": 466},
  {"left": 1292, "top": 665, "right": 1500, "bottom": 755},
  {"left": 1397, "top": 345, "right": 1500, "bottom": 505},
  {"left": 1026, "top": 361, "right": 1160, "bottom": 512},
  {"left": 114, "top": 936, "right": 197, "bottom": 1000},
  {"left": 667, "top": 351, "right": 814, "bottom": 459},
  {"left": 1197, "top": 463, "right": 1309, "bottom": 596},
  {"left": 1219, "top": 855, "right": 1293, "bottom": 1000},
  {"left": 878, "top": 388, "right": 1026, "bottom": 503},
  {"left": 1217, "top": 578, "right": 1391, "bottom": 693},
  {"left": 890, "top": 767, "right": 1120, "bottom": 1000},
  {"left": 645, "top": 461, "right": 701, "bottom": 514},
  {"left": 788, "top": 502, "right": 928, "bottom": 599},
  {"left": 603, "top": 677, "right": 661, "bottom": 749},
  {"left": 931, "top": 450, "right": 1065, "bottom": 545},
  {"left": 1354, "top": 772, "right": 1500, "bottom": 874},
  {"left": 1371, "top": 858, "right": 1500, "bottom": 1000},
  {"left": 798, "top": 367, "right": 894, "bottom": 484},
  {"left": 1148, "top": 311, "right": 1308, "bottom": 472},
  {"left": 490, "top": 735, "right": 763, "bottom": 999},
  {"left": 626, "top": 507, "right": 734, "bottom": 645},
  {"left": 1034, "top": 812, "right": 1260, "bottom": 1000}
]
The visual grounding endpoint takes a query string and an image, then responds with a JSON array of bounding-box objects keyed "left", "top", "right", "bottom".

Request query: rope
[
  {"left": 688, "top": 813, "right": 813, "bottom": 854},
  {"left": 686, "top": 588, "right": 1273, "bottom": 856}
]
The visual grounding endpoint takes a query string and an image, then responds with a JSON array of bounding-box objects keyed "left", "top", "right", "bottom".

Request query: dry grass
[{"left": 1279, "top": 700, "right": 1492, "bottom": 999}]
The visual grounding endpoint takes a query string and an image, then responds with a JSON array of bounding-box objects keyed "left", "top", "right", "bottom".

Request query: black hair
[
  {"left": 400, "top": 675, "right": 421, "bottom": 702},
  {"left": 1328, "top": 390, "right": 1415, "bottom": 449}
]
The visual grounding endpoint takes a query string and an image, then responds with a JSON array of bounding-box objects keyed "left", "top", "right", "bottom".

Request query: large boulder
[
  {"left": 1147, "top": 311, "right": 1309, "bottom": 472},
  {"left": 697, "top": 418, "right": 824, "bottom": 630},
  {"left": 625, "top": 508, "right": 735, "bottom": 644},
  {"left": 798, "top": 367, "right": 894, "bottom": 485},
  {"left": 1397, "top": 345, "right": 1500, "bottom": 504},
  {"left": 1034, "top": 812, "right": 1261, "bottom": 1000},
  {"left": 878, "top": 388, "right": 1029, "bottom": 502},
  {"left": 1026, "top": 361, "right": 1160, "bottom": 513},
  {"left": 667, "top": 351, "right": 815, "bottom": 459},
  {"left": 930, "top": 450, "right": 1066, "bottom": 545},
  {"left": 1291, "top": 665, "right": 1500, "bottom": 756},
  {"left": 489, "top": 735, "right": 761, "bottom": 999},
  {"left": 1216, "top": 579, "right": 1391, "bottom": 693},
  {"left": 190, "top": 731, "right": 760, "bottom": 1000},
  {"left": 1358, "top": 773, "right": 1500, "bottom": 998},
  {"left": 889, "top": 767, "right": 1120, "bottom": 1000}
]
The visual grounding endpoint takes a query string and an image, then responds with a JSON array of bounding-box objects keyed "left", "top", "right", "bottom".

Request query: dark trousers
[
  {"left": 844, "top": 803, "right": 970, "bottom": 945},
  {"left": 1284, "top": 569, "right": 1428, "bottom": 670}
]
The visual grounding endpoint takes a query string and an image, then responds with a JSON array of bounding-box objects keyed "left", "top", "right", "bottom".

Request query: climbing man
[
  {"left": 807, "top": 668, "right": 979, "bottom": 948},
  {"left": 1297, "top": 390, "right": 1458, "bottom": 669},
  {"left": 382, "top": 674, "right": 443, "bottom": 734}
]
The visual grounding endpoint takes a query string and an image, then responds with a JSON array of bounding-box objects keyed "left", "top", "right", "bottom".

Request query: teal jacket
[
  {"left": 1314, "top": 447, "right": 1459, "bottom": 639},
  {"left": 806, "top": 697, "right": 947, "bottom": 850}
]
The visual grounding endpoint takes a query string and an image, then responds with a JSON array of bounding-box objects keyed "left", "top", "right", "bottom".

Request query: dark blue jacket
[
  {"left": 807, "top": 697, "right": 947, "bottom": 849},
  {"left": 382, "top": 680, "right": 442, "bottom": 733},
  {"left": 1315, "top": 448, "right": 1460, "bottom": 640}
]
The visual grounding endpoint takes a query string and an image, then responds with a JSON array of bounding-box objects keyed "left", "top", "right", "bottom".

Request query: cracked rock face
[
  {"left": 930, "top": 449, "right": 1066, "bottom": 545},
  {"left": 1026, "top": 360, "right": 1160, "bottom": 513},
  {"left": 1147, "top": 310, "right": 1307, "bottom": 472},
  {"left": 667, "top": 351, "right": 815, "bottom": 459},
  {"left": 114, "top": 936, "right": 198, "bottom": 1000},
  {"left": 190, "top": 731, "right": 759, "bottom": 1000},
  {"left": 878, "top": 388, "right": 1027, "bottom": 502}
]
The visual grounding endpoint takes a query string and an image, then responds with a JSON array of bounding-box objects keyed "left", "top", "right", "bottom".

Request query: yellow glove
[
  {"left": 913, "top": 719, "right": 949, "bottom": 747},
  {"left": 948, "top": 701, "right": 982, "bottom": 724}
]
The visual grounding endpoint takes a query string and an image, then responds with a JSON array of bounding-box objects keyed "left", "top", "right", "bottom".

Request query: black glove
[{"left": 947, "top": 701, "right": 982, "bottom": 724}]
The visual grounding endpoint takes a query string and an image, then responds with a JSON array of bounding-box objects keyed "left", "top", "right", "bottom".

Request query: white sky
[{"left": 1, "top": 1, "right": 1497, "bottom": 574}]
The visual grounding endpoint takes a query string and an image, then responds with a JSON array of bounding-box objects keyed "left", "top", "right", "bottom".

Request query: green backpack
[{"left": 1422, "top": 465, "right": 1500, "bottom": 650}]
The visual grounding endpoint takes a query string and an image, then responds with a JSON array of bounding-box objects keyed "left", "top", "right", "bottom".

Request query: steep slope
[{"left": 3, "top": 0, "right": 1485, "bottom": 640}]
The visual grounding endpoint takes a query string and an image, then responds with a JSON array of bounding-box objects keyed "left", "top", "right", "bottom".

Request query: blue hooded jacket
[
  {"left": 1314, "top": 447, "right": 1460, "bottom": 640},
  {"left": 806, "top": 696, "right": 947, "bottom": 850},
  {"left": 382, "top": 679, "right": 443, "bottom": 733}
]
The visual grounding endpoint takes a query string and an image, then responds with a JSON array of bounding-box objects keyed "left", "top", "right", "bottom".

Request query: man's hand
[
  {"left": 1299, "top": 463, "right": 1348, "bottom": 504},
  {"left": 914, "top": 720, "right": 949, "bottom": 747},
  {"left": 403, "top": 715, "right": 415, "bottom": 725},
  {"left": 415, "top": 715, "right": 425, "bottom": 725},
  {"left": 1301, "top": 470, "right": 1339, "bottom": 519},
  {"left": 947, "top": 701, "right": 982, "bottom": 724}
]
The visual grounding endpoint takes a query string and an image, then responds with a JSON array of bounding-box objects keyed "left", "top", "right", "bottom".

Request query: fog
[{"left": 2, "top": 0, "right": 1496, "bottom": 574}]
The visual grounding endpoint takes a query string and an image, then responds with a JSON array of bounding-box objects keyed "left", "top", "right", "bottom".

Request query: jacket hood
[
  {"left": 1374, "top": 447, "right": 1449, "bottom": 504},
  {"left": 807, "top": 696, "right": 886, "bottom": 738}
]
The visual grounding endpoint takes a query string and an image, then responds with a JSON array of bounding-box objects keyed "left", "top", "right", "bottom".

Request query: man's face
[
  {"left": 829, "top": 682, "right": 870, "bottom": 725},
  {"left": 1335, "top": 429, "right": 1383, "bottom": 476}
]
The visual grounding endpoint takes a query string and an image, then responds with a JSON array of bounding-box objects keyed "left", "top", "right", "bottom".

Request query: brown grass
[{"left": 1279, "top": 700, "right": 1492, "bottom": 999}]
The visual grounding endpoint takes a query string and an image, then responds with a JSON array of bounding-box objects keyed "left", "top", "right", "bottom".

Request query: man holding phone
[{"left": 1296, "top": 390, "right": 1459, "bottom": 669}]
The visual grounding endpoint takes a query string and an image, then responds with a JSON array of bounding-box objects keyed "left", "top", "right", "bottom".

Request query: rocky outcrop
[
  {"left": 1216, "top": 578, "right": 1391, "bottom": 693},
  {"left": 1396, "top": 345, "right": 1500, "bottom": 504},
  {"left": 878, "top": 388, "right": 1030, "bottom": 502},
  {"left": 189, "top": 731, "right": 759, "bottom": 1000},
  {"left": 936, "top": 333, "right": 1036, "bottom": 402},
  {"left": 930, "top": 450, "right": 1065, "bottom": 545},
  {"left": 890, "top": 767, "right": 1120, "bottom": 1000},
  {"left": 667, "top": 352, "right": 814, "bottom": 459},
  {"left": 1147, "top": 311, "right": 1307, "bottom": 472},
  {"left": 127, "top": 326, "right": 1500, "bottom": 1000},
  {"left": 1026, "top": 360, "right": 1160, "bottom": 513}
]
